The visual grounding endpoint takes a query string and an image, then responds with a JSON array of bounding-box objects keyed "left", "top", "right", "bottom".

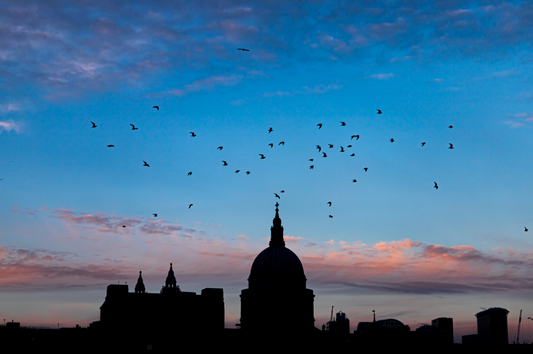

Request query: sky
[{"left": 1, "top": 0, "right": 533, "bottom": 343}]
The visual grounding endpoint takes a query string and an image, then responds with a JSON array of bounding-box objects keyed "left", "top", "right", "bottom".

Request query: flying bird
[
  {"left": 188, "top": 204, "right": 193, "bottom": 209},
  {"left": 235, "top": 170, "right": 240, "bottom": 173},
  {"left": 323, "top": 152, "right": 327, "bottom": 157},
  {"left": 352, "top": 179, "right": 357, "bottom": 182},
  {"left": 217, "top": 146, "right": 223, "bottom": 150},
  {"left": 351, "top": 135, "right": 360, "bottom": 140},
  {"left": 377, "top": 109, "right": 382, "bottom": 114},
  {"left": 91, "top": 121, "right": 97, "bottom": 128},
  {"left": 317, "top": 123, "right": 322, "bottom": 129},
  {"left": 123, "top": 225, "right": 126, "bottom": 228},
  {"left": 153, "top": 213, "right": 157, "bottom": 217},
  {"left": 364, "top": 167, "right": 368, "bottom": 172},
  {"left": 237, "top": 48, "right": 250, "bottom": 51},
  {"left": 259, "top": 154, "right": 266, "bottom": 159},
  {"left": 340, "top": 122, "right": 346, "bottom": 126},
  {"left": 347, "top": 145, "right": 352, "bottom": 148},
  {"left": 269, "top": 143, "right": 274, "bottom": 148},
  {"left": 350, "top": 153, "right": 355, "bottom": 156},
  {"left": 279, "top": 141, "right": 285, "bottom": 146},
  {"left": 187, "top": 172, "right": 192, "bottom": 176},
  {"left": 525, "top": 227, "right": 529, "bottom": 232},
  {"left": 310, "top": 165, "right": 314, "bottom": 169},
  {"left": 449, "top": 125, "right": 453, "bottom": 129},
  {"left": 190, "top": 132, "right": 196, "bottom": 137},
  {"left": 107, "top": 145, "right": 114, "bottom": 147},
  {"left": 316, "top": 145, "right": 321, "bottom": 152},
  {"left": 268, "top": 127, "right": 273, "bottom": 133},
  {"left": 274, "top": 193, "right": 280, "bottom": 199},
  {"left": 340, "top": 146, "right": 345, "bottom": 152},
  {"left": 153, "top": 106, "right": 159, "bottom": 110},
  {"left": 421, "top": 142, "right": 426, "bottom": 147},
  {"left": 280, "top": 190, "right": 285, "bottom": 193},
  {"left": 328, "top": 144, "right": 333, "bottom": 148},
  {"left": 449, "top": 143, "right": 454, "bottom": 149},
  {"left": 390, "top": 138, "right": 395, "bottom": 143},
  {"left": 222, "top": 161, "right": 228, "bottom": 166},
  {"left": 143, "top": 161, "right": 149, "bottom": 167},
  {"left": 246, "top": 171, "right": 250, "bottom": 175},
  {"left": 309, "top": 159, "right": 314, "bottom": 161},
  {"left": 434, "top": 182, "right": 438, "bottom": 190},
  {"left": 329, "top": 215, "right": 333, "bottom": 218},
  {"left": 327, "top": 202, "right": 332, "bottom": 207},
  {"left": 130, "top": 124, "right": 138, "bottom": 130}
]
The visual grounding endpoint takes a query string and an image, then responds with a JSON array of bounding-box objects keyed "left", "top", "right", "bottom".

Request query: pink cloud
[{"left": 0, "top": 120, "right": 20, "bottom": 133}]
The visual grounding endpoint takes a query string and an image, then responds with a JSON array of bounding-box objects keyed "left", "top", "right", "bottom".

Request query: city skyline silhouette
[{"left": 1, "top": 0, "right": 533, "bottom": 346}]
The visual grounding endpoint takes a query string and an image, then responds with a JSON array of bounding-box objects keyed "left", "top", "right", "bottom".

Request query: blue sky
[{"left": 1, "top": 0, "right": 533, "bottom": 342}]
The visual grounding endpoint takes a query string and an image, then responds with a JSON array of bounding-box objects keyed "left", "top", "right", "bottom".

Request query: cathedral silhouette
[{"left": 240, "top": 203, "right": 316, "bottom": 332}]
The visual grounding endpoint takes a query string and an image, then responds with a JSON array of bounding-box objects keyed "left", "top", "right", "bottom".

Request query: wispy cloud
[
  {"left": 370, "top": 73, "right": 394, "bottom": 80},
  {"left": 0, "top": 120, "right": 20, "bottom": 133},
  {"left": 264, "top": 83, "right": 341, "bottom": 98}
]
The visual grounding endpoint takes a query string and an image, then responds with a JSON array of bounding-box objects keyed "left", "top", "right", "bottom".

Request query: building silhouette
[
  {"left": 432, "top": 317, "right": 454, "bottom": 344},
  {"left": 475, "top": 307, "right": 509, "bottom": 345},
  {"left": 325, "top": 311, "right": 350, "bottom": 334},
  {"left": 239, "top": 203, "right": 315, "bottom": 332},
  {"left": 98, "top": 264, "right": 224, "bottom": 334}
]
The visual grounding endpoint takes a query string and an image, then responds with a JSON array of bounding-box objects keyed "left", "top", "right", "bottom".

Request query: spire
[
  {"left": 135, "top": 271, "right": 145, "bottom": 294},
  {"left": 161, "top": 263, "right": 180, "bottom": 294},
  {"left": 269, "top": 202, "right": 285, "bottom": 247}
]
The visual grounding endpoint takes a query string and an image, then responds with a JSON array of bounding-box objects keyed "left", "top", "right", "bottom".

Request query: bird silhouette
[
  {"left": 350, "top": 153, "right": 355, "bottom": 156},
  {"left": 340, "top": 122, "right": 346, "bottom": 126},
  {"left": 237, "top": 48, "right": 250, "bottom": 51},
  {"left": 123, "top": 225, "right": 126, "bottom": 228},
  {"left": 187, "top": 172, "right": 192, "bottom": 176},
  {"left": 91, "top": 121, "right": 97, "bottom": 128},
  {"left": 269, "top": 143, "right": 274, "bottom": 148},
  {"left": 353, "top": 179, "right": 357, "bottom": 182},
  {"left": 340, "top": 146, "right": 345, "bottom": 152},
  {"left": 188, "top": 204, "right": 193, "bottom": 209},
  {"left": 377, "top": 109, "right": 382, "bottom": 114},
  {"left": 449, "top": 143, "right": 454, "bottom": 149},
  {"left": 143, "top": 161, "right": 149, "bottom": 167},
  {"left": 274, "top": 193, "right": 280, "bottom": 199},
  {"left": 316, "top": 145, "right": 321, "bottom": 152},
  {"left": 329, "top": 215, "right": 333, "bottom": 218},
  {"left": 347, "top": 145, "right": 352, "bottom": 148},
  {"left": 328, "top": 144, "right": 333, "bottom": 148},
  {"left": 449, "top": 125, "right": 453, "bottom": 129},
  {"left": 327, "top": 202, "right": 332, "bottom": 207},
  {"left": 190, "top": 132, "right": 196, "bottom": 137},
  {"left": 390, "top": 138, "right": 394, "bottom": 143},
  {"left": 317, "top": 123, "right": 322, "bottom": 129},
  {"left": 107, "top": 145, "right": 114, "bottom": 147},
  {"left": 246, "top": 171, "right": 250, "bottom": 175},
  {"left": 280, "top": 190, "right": 285, "bottom": 193},
  {"left": 153, "top": 213, "right": 157, "bottom": 217},
  {"left": 323, "top": 152, "right": 327, "bottom": 157},
  {"left": 235, "top": 170, "right": 240, "bottom": 173},
  {"left": 130, "top": 124, "right": 138, "bottom": 130},
  {"left": 259, "top": 154, "right": 266, "bottom": 159},
  {"left": 310, "top": 165, "right": 314, "bottom": 169},
  {"left": 268, "top": 127, "right": 273, "bottom": 133},
  {"left": 222, "top": 161, "right": 228, "bottom": 166},
  {"left": 217, "top": 146, "right": 223, "bottom": 150},
  {"left": 421, "top": 142, "right": 426, "bottom": 146},
  {"left": 434, "top": 182, "right": 438, "bottom": 190},
  {"left": 309, "top": 159, "right": 314, "bottom": 161},
  {"left": 279, "top": 141, "right": 285, "bottom": 145},
  {"left": 153, "top": 106, "right": 159, "bottom": 110},
  {"left": 364, "top": 167, "right": 368, "bottom": 172},
  {"left": 351, "top": 135, "right": 360, "bottom": 140},
  {"left": 526, "top": 227, "right": 529, "bottom": 232}
]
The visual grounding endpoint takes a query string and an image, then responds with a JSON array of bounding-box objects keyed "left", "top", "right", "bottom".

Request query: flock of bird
[{"left": 85, "top": 47, "right": 529, "bottom": 232}]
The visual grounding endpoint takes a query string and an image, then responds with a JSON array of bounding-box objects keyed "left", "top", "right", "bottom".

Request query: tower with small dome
[{"left": 240, "top": 203, "right": 315, "bottom": 332}]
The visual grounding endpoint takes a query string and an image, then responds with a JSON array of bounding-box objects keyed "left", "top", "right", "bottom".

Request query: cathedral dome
[{"left": 247, "top": 203, "right": 307, "bottom": 289}]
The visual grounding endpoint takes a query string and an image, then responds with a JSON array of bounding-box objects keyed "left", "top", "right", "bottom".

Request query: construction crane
[{"left": 516, "top": 308, "right": 523, "bottom": 344}]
